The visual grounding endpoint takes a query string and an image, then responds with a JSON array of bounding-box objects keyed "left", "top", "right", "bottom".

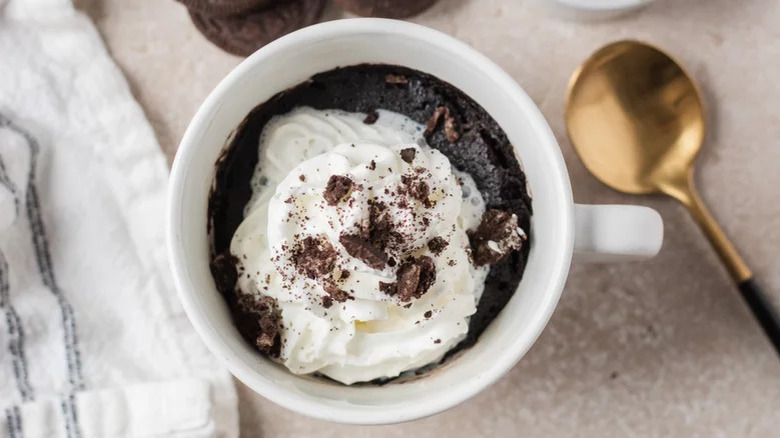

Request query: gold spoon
[{"left": 565, "top": 40, "right": 780, "bottom": 353}]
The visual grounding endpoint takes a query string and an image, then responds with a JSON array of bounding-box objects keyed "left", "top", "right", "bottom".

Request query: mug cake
[{"left": 208, "top": 64, "right": 532, "bottom": 384}]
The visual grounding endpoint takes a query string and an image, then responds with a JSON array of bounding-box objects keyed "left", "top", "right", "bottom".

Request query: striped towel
[{"left": 0, "top": 0, "right": 238, "bottom": 436}]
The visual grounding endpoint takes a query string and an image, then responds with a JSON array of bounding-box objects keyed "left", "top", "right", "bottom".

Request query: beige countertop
[{"left": 77, "top": 0, "right": 780, "bottom": 435}]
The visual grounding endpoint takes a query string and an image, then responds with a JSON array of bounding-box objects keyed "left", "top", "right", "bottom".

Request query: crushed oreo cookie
[
  {"left": 400, "top": 147, "right": 416, "bottom": 164},
  {"left": 363, "top": 110, "right": 379, "bottom": 124},
  {"left": 468, "top": 209, "right": 524, "bottom": 266},
  {"left": 401, "top": 174, "right": 432, "bottom": 208},
  {"left": 210, "top": 252, "right": 239, "bottom": 293},
  {"left": 379, "top": 281, "right": 397, "bottom": 296},
  {"left": 323, "top": 280, "right": 351, "bottom": 303},
  {"left": 292, "top": 235, "right": 338, "bottom": 279},
  {"left": 389, "top": 256, "right": 436, "bottom": 302},
  {"left": 324, "top": 175, "right": 353, "bottom": 205},
  {"left": 339, "top": 234, "right": 388, "bottom": 269},
  {"left": 239, "top": 295, "right": 282, "bottom": 356},
  {"left": 427, "top": 236, "right": 448, "bottom": 255}
]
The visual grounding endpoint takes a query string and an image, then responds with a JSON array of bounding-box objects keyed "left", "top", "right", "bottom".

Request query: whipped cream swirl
[{"left": 231, "top": 107, "right": 488, "bottom": 384}]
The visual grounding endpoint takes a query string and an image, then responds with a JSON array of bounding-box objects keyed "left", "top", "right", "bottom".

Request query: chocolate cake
[{"left": 208, "top": 64, "right": 532, "bottom": 377}]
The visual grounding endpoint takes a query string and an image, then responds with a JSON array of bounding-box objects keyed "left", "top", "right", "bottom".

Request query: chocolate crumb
[
  {"left": 434, "top": 338, "right": 441, "bottom": 344},
  {"left": 299, "top": 175, "right": 306, "bottom": 182},
  {"left": 387, "top": 257, "right": 397, "bottom": 267},
  {"left": 322, "top": 295, "right": 333, "bottom": 308},
  {"left": 210, "top": 252, "right": 239, "bottom": 294},
  {"left": 339, "top": 234, "right": 388, "bottom": 269},
  {"left": 368, "top": 160, "right": 376, "bottom": 170},
  {"left": 291, "top": 236, "right": 338, "bottom": 279},
  {"left": 340, "top": 270, "right": 351, "bottom": 280},
  {"left": 427, "top": 236, "right": 448, "bottom": 255},
  {"left": 400, "top": 174, "right": 432, "bottom": 207},
  {"left": 379, "top": 281, "right": 397, "bottom": 296},
  {"left": 424, "top": 106, "right": 460, "bottom": 142},
  {"left": 239, "top": 295, "right": 282, "bottom": 357},
  {"left": 368, "top": 201, "right": 397, "bottom": 250},
  {"left": 396, "top": 262, "right": 421, "bottom": 301},
  {"left": 400, "top": 147, "right": 416, "bottom": 164},
  {"left": 447, "top": 259, "right": 457, "bottom": 266},
  {"left": 416, "top": 256, "right": 436, "bottom": 295},
  {"left": 424, "top": 310, "right": 432, "bottom": 318},
  {"left": 323, "top": 175, "right": 353, "bottom": 205},
  {"left": 395, "top": 256, "right": 436, "bottom": 301},
  {"left": 363, "top": 110, "right": 379, "bottom": 124},
  {"left": 385, "top": 73, "right": 408, "bottom": 84},
  {"left": 323, "top": 280, "right": 350, "bottom": 303},
  {"left": 468, "top": 209, "right": 523, "bottom": 266}
]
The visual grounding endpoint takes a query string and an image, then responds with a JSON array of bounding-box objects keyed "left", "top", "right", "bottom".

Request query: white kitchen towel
[{"left": 0, "top": 0, "right": 239, "bottom": 437}]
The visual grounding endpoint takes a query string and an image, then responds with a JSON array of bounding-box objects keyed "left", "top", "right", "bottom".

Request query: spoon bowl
[{"left": 566, "top": 40, "right": 704, "bottom": 196}]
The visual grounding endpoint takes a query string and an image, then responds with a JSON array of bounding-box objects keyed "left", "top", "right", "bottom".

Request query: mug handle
[{"left": 573, "top": 204, "right": 663, "bottom": 262}]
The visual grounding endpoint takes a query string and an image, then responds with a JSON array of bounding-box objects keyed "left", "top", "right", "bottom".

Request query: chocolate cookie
[
  {"left": 334, "top": 0, "right": 438, "bottom": 18},
  {"left": 176, "top": 0, "right": 275, "bottom": 17},
  {"left": 189, "top": 0, "right": 326, "bottom": 57}
]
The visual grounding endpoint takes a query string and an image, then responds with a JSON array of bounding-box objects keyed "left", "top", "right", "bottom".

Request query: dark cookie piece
[
  {"left": 424, "top": 106, "right": 460, "bottom": 143},
  {"left": 379, "top": 281, "right": 397, "bottom": 296},
  {"left": 396, "top": 262, "right": 420, "bottom": 301},
  {"left": 468, "top": 209, "right": 524, "bottom": 267},
  {"left": 292, "top": 235, "right": 338, "bottom": 279},
  {"left": 176, "top": 0, "right": 274, "bottom": 17},
  {"left": 339, "top": 234, "right": 388, "bottom": 269},
  {"left": 363, "top": 110, "right": 379, "bottom": 125},
  {"left": 400, "top": 147, "right": 416, "bottom": 164},
  {"left": 427, "top": 236, "right": 448, "bottom": 255},
  {"left": 400, "top": 174, "right": 432, "bottom": 208},
  {"left": 394, "top": 256, "right": 436, "bottom": 301},
  {"left": 323, "top": 175, "right": 353, "bottom": 205},
  {"left": 323, "top": 281, "right": 351, "bottom": 303},
  {"left": 368, "top": 200, "right": 401, "bottom": 250},
  {"left": 189, "top": 0, "right": 326, "bottom": 57},
  {"left": 334, "top": 0, "right": 438, "bottom": 18},
  {"left": 416, "top": 256, "right": 436, "bottom": 294},
  {"left": 239, "top": 295, "right": 282, "bottom": 356},
  {"left": 210, "top": 251, "right": 239, "bottom": 293}
]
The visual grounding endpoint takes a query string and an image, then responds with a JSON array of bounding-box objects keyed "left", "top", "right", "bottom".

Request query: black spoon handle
[{"left": 738, "top": 278, "right": 780, "bottom": 355}]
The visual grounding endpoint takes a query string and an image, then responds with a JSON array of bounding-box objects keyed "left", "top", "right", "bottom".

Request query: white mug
[{"left": 167, "top": 19, "right": 663, "bottom": 425}]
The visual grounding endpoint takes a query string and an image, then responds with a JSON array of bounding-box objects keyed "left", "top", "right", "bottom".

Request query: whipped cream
[{"left": 231, "top": 107, "right": 488, "bottom": 384}]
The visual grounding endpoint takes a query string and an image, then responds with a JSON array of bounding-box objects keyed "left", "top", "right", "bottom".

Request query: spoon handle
[
  {"left": 738, "top": 279, "right": 780, "bottom": 353},
  {"left": 670, "top": 177, "right": 780, "bottom": 355}
]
